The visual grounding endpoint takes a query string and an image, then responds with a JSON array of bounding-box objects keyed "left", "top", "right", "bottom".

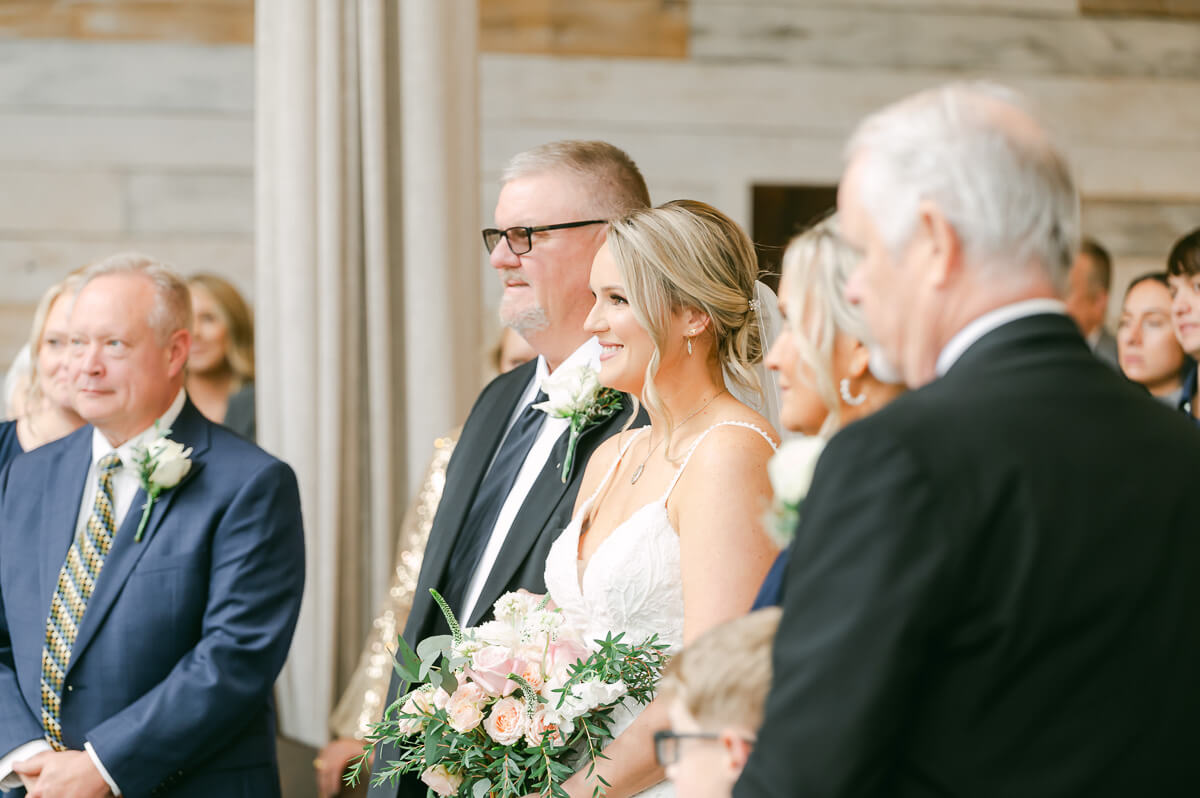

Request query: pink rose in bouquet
[
  {"left": 462, "top": 645, "right": 523, "bottom": 697},
  {"left": 420, "top": 764, "right": 463, "bottom": 797},
  {"left": 523, "top": 706, "right": 565, "bottom": 748},
  {"left": 444, "top": 681, "right": 488, "bottom": 733},
  {"left": 352, "top": 589, "right": 670, "bottom": 798},
  {"left": 483, "top": 696, "right": 528, "bottom": 745}
]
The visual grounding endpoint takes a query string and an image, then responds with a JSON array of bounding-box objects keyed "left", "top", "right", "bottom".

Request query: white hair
[
  {"left": 501, "top": 140, "right": 651, "bottom": 220},
  {"left": 844, "top": 82, "right": 1080, "bottom": 291},
  {"left": 78, "top": 252, "right": 193, "bottom": 343}
]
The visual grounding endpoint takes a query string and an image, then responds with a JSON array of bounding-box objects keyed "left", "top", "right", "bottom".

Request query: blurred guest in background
[
  {"left": 1118, "top": 272, "right": 1190, "bottom": 406},
  {"left": 186, "top": 273, "right": 256, "bottom": 440},
  {"left": 1167, "top": 227, "right": 1200, "bottom": 423},
  {"left": 753, "top": 215, "right": 903, "bottom": 609},
  {"left": 489, "top": 326, "right": 536, "bottom": 375},
  {"left": 3, "top": 345, "right": 32, "bottom": 420},
  {"left": 0, "top": 274, "right": 86, "bottom": 469},
  {"left": 1065, "top": 237, "right": 1119, "bottom": 368}
]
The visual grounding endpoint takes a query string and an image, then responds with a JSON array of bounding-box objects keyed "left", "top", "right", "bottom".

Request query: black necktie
[{"left": 439, "top": 390, "right": 549, "bottom": 619}]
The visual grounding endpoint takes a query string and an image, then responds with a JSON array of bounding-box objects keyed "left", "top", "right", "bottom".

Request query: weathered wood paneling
[
  {"left": 0, "top": 38, "right": 254, "bottom": 370},
  {"left": 0, "top": 111, "right": 252, "bottom": 169},
  {"left": 0, "top": 237, "right": 254, "bottom": 304},
  {"left": 480, "top": 54, "right": 1200, "bottom": 202},
  {"left": 725, "top": 1, "right": 1079, "bottom": 12},
  {"left": 480, "top": 0, "right": 689, "bottom": 58},
  {"left": 1082, "top": 200, "right": 1200, "bottom": 257},
  {"left": 0, "top": 40, "right": 254, "bottom": 112},
  {"left": 0, "top": 0, "right": 253, "bottom": 44},
  {"left": 126, "top": 172, "right": 254, "bottom": 235},
  {"left": 692, "top": 4, "right": 1200, "bottom": 79},
  {"left": 1081, "top": 0, "right": 1200, "bottom": 18},
  {"left": 0, "top": 168, "right": 124, "bottom": 235}
]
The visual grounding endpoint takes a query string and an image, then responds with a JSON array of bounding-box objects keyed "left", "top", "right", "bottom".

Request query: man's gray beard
[{"left": 500, "top": 303, "right": 549, "bottom": 335}]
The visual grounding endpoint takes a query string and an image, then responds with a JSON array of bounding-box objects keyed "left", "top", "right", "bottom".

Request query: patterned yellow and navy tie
[{"left": 40, "top": 452, "right": 122, "bottom": 750}]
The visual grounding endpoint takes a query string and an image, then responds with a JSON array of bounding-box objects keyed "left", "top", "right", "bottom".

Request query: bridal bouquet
[{"left": 351, "top": 590, "right": 669, "bottom": 798}]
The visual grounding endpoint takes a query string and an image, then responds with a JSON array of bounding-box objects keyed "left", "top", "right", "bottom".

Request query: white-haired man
[{"left": 735, "top": 84, "right": 1200, "bottom": 797}]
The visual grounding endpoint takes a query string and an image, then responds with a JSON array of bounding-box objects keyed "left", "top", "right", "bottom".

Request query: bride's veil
[{"left": 726, "top": 279, "right": 785, "bottom": 435}]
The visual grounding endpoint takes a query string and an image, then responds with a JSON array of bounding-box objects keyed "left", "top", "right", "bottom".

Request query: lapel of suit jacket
[
  {"left": 39, "top": 428, "right": 94, "bottom": 609},
  {"left": 67, "top": 401, "right": 210, "bottom": 674},
  {"left": 414, "top": 363, "right": 536, "bottom": 614},
  {"left": 465, "top": 396, "right": 639, "bottom": 627}
]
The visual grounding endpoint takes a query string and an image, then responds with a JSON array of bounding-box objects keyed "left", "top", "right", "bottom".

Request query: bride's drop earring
[
  {"left": 840, "top": 377, "right": 866, "bottom": 406},
  {"left": 686, "top": 331, "right": 695, "bottom": 356}
]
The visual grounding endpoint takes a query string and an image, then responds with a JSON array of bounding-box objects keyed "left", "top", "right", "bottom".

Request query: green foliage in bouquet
[{"left": 347, "top": 589, "right": 670, "bottom": 798}]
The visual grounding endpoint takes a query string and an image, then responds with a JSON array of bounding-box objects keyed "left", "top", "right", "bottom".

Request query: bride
[{"left": 540, "top": 200, "right": 780, "bottom": 798}]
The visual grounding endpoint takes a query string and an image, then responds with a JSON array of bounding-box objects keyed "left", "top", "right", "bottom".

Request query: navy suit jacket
[{"left": 0, "top": 401, "right": 305, "bottom": 798}]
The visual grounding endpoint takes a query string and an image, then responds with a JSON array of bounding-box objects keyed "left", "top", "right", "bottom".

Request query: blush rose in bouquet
[{"left": 348, "top": 590, "right": 669, "bottom": 798}]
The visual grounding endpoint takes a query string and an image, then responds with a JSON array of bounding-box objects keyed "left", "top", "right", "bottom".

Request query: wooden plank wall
[
  {"left": 479, "top": 0, "right": 1200, "bottom": 322},
  {"left": 0, "top": 36, "right": 254, "bottom": 374},
  {"left": 0, "top": 0, "right": 253, "bottom": 44}
]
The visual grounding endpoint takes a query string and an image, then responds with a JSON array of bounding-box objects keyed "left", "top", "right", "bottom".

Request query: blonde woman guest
[
  {"left": 753, "top": 215, "right": 904, "bottom": 608},
  {"left": 490, "top": 326, "right": 537, "bottom": 375},
  {"left": 186, "top": 273, "right": 256, "bottom": 440},
  {"left": 316, "top": 327, "right": 536, "bottom": 798},
  {"left": 531, "top": 200, "right": 780, "bottom": 798},
  {"left": 0, "top": 275, "right": 86, "bottom": 469},
  {"left": 1118, "top": 272, "right": 1191, "bottom": 406}
]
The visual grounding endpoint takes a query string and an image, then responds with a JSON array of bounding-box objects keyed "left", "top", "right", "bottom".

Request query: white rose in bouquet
[{"left": 765, "top": 436, "right": 826, "bottom": 545}]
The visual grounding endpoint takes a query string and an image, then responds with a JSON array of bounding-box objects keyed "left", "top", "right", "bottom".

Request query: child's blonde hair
[{"left": 659, "top": 607, "right": 781, "bottom": 730}]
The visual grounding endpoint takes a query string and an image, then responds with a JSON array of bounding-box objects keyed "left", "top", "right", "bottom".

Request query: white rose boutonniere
[
  {"left": 131, "top": 426, "right": 193, "bottom": 542},
  {"left": 533, "top": 364, "right": 623, "bottom": 483},
  {"left": 766, "top": 436, "right": 825, "bottom": 546}
]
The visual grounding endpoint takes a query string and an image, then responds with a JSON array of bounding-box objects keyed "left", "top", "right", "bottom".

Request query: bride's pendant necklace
[{"left": 630, "top": 390, "right": 726, "bottom": 485}]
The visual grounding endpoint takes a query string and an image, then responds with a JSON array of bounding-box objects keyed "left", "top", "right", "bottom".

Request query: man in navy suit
[{"left": 0, "top": 254, "right": 305, "bottom": 797}]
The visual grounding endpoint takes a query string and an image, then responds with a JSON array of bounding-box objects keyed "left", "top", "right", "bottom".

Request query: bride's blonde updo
[{"left": 605, "top": 199, "right": 763, "bottom": 437}]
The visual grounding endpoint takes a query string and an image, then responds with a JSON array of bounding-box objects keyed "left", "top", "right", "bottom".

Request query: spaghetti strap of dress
[{"left": 660, "top": 420, "right": 777, "bottom": 504}]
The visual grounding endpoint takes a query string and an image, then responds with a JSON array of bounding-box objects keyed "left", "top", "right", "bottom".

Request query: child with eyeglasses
[{"left": 654, "top": 607, "right": 781, "bottom": 798}]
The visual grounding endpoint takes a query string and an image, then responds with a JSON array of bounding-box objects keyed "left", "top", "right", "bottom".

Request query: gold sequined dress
[{"left": 328, "top": 429, "right": 459, "bottom": 739}]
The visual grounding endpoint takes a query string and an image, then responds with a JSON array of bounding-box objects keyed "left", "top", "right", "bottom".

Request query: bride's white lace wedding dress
[{"left": 543, "top": 421, "right": 777, "bottom": 798}]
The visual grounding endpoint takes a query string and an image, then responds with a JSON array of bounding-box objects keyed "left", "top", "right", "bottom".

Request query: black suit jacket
[
  {"left": 367, "top": 358, "right": 641, "bottom": 797},
  {"left": 735, "top": 313, "right": 1200, "bottom": 798}
]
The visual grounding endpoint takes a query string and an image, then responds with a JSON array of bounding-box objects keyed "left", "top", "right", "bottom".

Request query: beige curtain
[{"left": 255, "top": 0, "right": 480, "bottom": 746}]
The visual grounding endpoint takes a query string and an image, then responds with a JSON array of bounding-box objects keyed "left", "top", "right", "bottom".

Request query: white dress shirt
[
  {"left": 935, "top": 299, "right": 1067, "bottom": 377},
  {"left": 0, "top": 388, "right": 186, "bottom": 795},
  {"left": 458, "top": 338, "right": 601, "bottom": 623}
]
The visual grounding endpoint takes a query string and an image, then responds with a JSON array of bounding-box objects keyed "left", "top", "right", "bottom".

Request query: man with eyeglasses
[{"left": 366, "top": 141, "right": 650, "bottom": 798}]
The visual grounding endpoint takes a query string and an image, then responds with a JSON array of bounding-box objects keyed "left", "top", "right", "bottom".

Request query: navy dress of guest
[
  {"left": 752, "top": 548, "right": 789, "bottom": 609},
  {"left": 0, "top": 420, "right": 24, "bottom": 473}
]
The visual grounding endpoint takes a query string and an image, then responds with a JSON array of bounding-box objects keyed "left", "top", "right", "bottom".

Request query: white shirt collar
[
  {"left": 90, "top": 387, "right": 188, "bottom": 467},
  {"left": 527, "top": 337, "right": 603, "bottom": 401},
  {"left": 936, "top": 299, "right": 1067, "bottom": 377}
]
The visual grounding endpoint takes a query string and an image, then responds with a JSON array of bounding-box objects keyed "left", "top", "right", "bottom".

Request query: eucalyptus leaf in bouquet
[{"left": 349, "top": 589, "right": 669, "bottom": 798}]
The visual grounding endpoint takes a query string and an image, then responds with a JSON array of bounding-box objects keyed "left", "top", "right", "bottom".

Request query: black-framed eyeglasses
[
  {"left": 481, "top": 220, "right": 606, "bottom": 255},
  {"left": 653, "top": 730, "right": 753, "bottom": 766}
]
